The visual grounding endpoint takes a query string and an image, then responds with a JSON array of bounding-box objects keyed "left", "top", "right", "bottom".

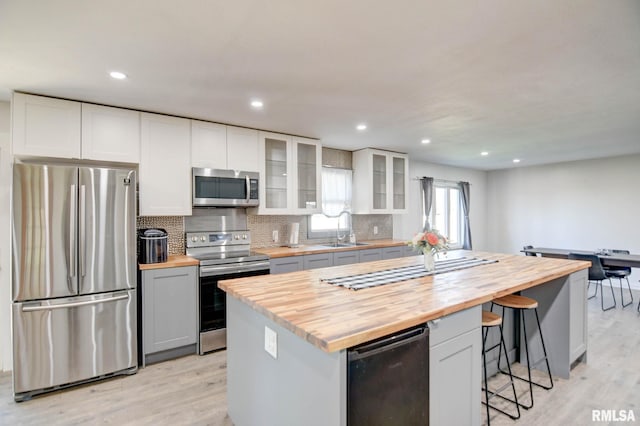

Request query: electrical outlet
[
  {"left": 272, "top": 230, "right": 279, "bottom": 243},
  {"left": 373, "top": 226, "right": 378, "bottom": 235},
  {"left": 264, "top": 326, "right": 278, "bottom": 359}
]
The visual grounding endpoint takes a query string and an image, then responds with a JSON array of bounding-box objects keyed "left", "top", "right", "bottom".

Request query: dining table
[{"left": 522, "top": 247, "right": 640, "bottom": 268}]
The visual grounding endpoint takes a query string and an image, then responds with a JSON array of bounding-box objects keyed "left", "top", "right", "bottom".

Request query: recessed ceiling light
[
  {"left": 421, "top": 139, "right": 431, "bottom": 144},
  {"left": 356, "top": 124, "right": 367, "bottom": 131},
  {"left": 250, "top": 100, "right": 264, "bottom": 109},
  {"left": 481, "top": 151, "right": 489, "bottom": 156},
  {"left": 513, "top": 158, "right": 521, "bottom": 163},
  {"left": 109, "top": 71, "right": 127, "bottom": 80}
]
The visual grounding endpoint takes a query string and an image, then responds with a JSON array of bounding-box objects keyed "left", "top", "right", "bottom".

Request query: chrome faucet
[{"left": 335, "top": 210, "right": 350, "bottom": 246}]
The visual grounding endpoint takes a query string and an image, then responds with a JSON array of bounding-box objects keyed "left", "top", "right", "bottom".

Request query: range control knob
[
  {"left": 191, "top": 236, "right": 197, "bottom": 242},
  {"left": 242, "top": 234, "right": 247, "bottom": 240},
  {"left": 234, "top": 235, "right": 240, "bottom": 240},
  {"left": 200, "top": 236, "right": 206, "bottom": 242}
]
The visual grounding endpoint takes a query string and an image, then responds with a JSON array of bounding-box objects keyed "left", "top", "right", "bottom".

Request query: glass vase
[{"left": 423, "top": 251, "right": 435, "bottom": 272}]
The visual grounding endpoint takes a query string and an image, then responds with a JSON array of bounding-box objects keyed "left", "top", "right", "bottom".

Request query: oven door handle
[{"left": 200, "top": 261, "right": 271, "bottom": 276}]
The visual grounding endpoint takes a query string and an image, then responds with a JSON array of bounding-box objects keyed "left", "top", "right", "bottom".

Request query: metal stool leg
[{"left": 481, "top": 321, "right": 520, "bottom": 423}]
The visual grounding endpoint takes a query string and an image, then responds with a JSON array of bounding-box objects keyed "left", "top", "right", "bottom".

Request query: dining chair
[
  {"left": 523, "top": 245, "right": 537, "bottom": 257},
  {"left": 603, "top": 249, "right": 633, "bottom": 308},
  {"left": 568, "top": 253, "right": 616, "bottom": 311}
]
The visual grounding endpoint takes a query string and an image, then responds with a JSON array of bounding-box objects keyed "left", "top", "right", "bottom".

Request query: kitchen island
[{"left": 219, "top": 251, "right": 590, "bottom": 426}]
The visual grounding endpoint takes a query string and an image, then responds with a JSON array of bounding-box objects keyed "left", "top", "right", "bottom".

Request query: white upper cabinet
[
  {"left": 353, "top": 148, "right": 408, "bottom": 214},
  {"left": 12, "top": 93, "right": 82, "bottom": 158},
  {"left": 81, "top": 103, "right": 140, "bottom": 162},
  {"left": 191, "top": 123, "right": 259, "bottom": 172},
  {"left": 191, "top": 120, "right": 227, "bottom": 169},
  {"left": 257, "top": 132, "right": 321, "bottom": 215},
  {"left": 227, "top": 126, "right": 259, "bottom": 172},
  {"left": 12, "top": 93, "right": 141, "bottom": 163},
  {"left": 140, "top": 112, "right": 192, "bottom": 216}
]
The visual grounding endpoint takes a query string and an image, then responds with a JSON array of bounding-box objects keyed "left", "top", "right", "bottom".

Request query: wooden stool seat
[
  {"left": 494, "top": 294, "right": 538, "bottom": 310},
  {"left": 482, "top": 311, "right": 502, "bottom": 327}
]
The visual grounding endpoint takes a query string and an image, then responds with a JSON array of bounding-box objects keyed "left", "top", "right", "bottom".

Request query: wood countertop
[
  {"left": 138, "top": 255, "right": 200, "bottom": 270},
  {"left": 253, "top": 239, "right": 407, "bottom": 258},
  {"left": 219, "top": 251, "right": 590, "bottom": 353}
]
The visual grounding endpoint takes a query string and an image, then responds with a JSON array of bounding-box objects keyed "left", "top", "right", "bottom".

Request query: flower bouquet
[{"left": 408, "top": 229, "right": 449, "bottom": 271}]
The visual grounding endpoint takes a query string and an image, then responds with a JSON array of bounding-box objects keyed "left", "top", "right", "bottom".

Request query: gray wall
[{"left": 486, "top": 154, "right": 640, "bottom": 289}]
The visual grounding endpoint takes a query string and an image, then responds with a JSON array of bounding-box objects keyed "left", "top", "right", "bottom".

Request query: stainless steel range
[{"left": 185, "top": 209, "right": 270, "bottom": 354}]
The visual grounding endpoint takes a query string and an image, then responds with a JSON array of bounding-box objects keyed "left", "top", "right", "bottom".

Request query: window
[
  {"left": 423, "top": 184, "right": 463, "bottom": 248},
  {"left": 308, "top": 168, "right": 352, "bottom": 238}
]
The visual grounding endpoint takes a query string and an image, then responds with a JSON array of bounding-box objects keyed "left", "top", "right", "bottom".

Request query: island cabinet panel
[
  {"left": 569, "top": 269, "right": 588, "bottom": 364},
  {"left": 304, "top": 253, "right": 334, "bottom": 270},
  {"left": 428, "top": 306, "right": 482, "bottom": 426},
  {"left": 520, "top": 269, "right": 587, "bottom": 379},
  {"left": 142, "top": 266, "right": 197, "bottom": 365},
  {"left": 358, "top": 248, "right": 382, "bottom": 263},
  {"left": 227, "top": 296, "right": 347, "bottom": 426},
  {"left": 333, "top": 250, "right": 359, "bottom": 266},
  {"left": 270, "top": 256, "right": 304, "bottom": 274}
]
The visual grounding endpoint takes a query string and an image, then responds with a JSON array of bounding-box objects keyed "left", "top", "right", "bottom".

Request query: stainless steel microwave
[{"left": 192, "top": 168, "right": 259, "bottom": 207}]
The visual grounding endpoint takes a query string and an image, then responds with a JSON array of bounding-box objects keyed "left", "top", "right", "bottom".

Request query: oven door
[
  {"left": 192, "top": 168, "right": 259, "bottom": 207},
  {"left": 199, "top": 266, "right": 269, "bottom": 353}
]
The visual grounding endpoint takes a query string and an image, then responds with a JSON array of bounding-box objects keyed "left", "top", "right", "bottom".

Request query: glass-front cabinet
[
  {"left": 353, "top": 148, "right": 408, "bottom": 214},
  {"left": 257, "top": 132, "right": 322, "bottom": 215}
]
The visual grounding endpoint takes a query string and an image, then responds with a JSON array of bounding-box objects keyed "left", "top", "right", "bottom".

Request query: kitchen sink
[{"left": 320, "top": 242, "right": 369, "bottom": 248}]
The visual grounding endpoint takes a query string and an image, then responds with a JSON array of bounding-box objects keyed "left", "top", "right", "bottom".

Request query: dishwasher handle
[{"left": 348, "top": 325, "right": 428, "bottom": 361}]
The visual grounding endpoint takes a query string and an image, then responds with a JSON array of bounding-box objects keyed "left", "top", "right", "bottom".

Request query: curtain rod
[{"left": 412, "top": 177, "right": 471, "bottom": 185}]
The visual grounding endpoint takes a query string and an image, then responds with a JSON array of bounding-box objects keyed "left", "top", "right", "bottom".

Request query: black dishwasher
[{"left": 347, "top": 324, "right": 429, "bottom": 426}]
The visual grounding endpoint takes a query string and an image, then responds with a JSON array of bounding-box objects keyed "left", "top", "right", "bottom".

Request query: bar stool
[
  {"left": 492, "top": 294, "right": 553, "bottom": 409},
  {"left": 482, "top": 310, "right": 520, "bottom": 425}
]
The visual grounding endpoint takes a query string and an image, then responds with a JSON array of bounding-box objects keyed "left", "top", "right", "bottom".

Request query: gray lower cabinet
[
  {"left": 429, "top": 306, "right": 482, "bottom": 426},
  {"left": 382, "top": 246, "right": 405, "bottom": 259},
  {"left": 142, "top": 265, "right": 197, "bottom": 365},
  {"left": 404, "top": 245, "right": 419, "bottom": 257},
  {"left": 358, "top": 248, "right": 382, "bottom": 263},
  {"left": 334, "top": 250, "right": 359, "bottom": 266},
  {"left": 304, "top": 253, "right": 334, "bottom": 270},
  {"left": 270, "top": 256, "right": 304, "bottom": 274}
]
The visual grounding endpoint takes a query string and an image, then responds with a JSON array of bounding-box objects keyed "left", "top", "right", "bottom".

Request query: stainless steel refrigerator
[{"left": 12, "top": 163, "right": 137, "bottom": 401}]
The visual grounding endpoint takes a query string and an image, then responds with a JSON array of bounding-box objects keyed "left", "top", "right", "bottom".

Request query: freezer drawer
[{"left": 12, "top": 290, "right": 137, "bottom": 399}]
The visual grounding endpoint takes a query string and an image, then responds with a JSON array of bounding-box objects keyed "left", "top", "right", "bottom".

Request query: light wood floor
[{"left": 1, "top": 292, "right": 639, "bottom": 425}]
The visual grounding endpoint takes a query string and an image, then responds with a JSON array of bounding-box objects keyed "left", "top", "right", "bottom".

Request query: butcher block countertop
[
  {"left": 138, "top": 255, "right": 199, "bottom": 270},
  {"left": 253, "top": 239, "right": 407, "bottom": 258},
  {"left": 219, "top": 251, "right": 590, "bottom": 353}
]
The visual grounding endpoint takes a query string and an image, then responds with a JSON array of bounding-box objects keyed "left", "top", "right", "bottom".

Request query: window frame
[
  {"left": 423, "top": 182, "right": 464, "bottom": 250},
  {"left": 307, "top": 167, "right": 353, "bottom": 239}
]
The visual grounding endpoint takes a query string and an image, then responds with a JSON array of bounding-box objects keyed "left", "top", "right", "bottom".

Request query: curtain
[
  {"left": 459, "top": 181, "right": 472, "bottom": 249},
  {"left": 420, "top": 177, "right": 434, "bottom": 231},
  {"left": 321, "top": 167, "right": 352, "bottom": 217}
]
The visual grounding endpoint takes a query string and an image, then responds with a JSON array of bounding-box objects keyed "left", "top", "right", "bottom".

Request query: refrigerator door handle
[
  {"left": 69, "top": 184, "right": 77, "bottom": 278},
  {"left": 79, "top": 184, "right": 86, "bottom": 277},
  {"left": 21, "top": 293, "right": 129, "bottom": 312}
]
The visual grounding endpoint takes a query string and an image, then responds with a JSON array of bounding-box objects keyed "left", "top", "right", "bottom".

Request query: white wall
[
  {"left": 486, "top": 154, "right": 640, "bottom": 289},
  {"left": 0, "top": 101, "right": 11, "bottom": 371},
  {"left": 393, "top": 160, "right": 488, "bottom": 250}
]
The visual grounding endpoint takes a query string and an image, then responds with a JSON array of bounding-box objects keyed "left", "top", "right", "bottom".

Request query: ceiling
[{"left": 1, "top": 1, "right": 639, "bottom": 170}]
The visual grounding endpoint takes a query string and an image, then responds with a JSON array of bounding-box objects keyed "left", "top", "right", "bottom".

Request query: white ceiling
[{"left": 1, "top": 1, "right": 639, "bottom": 170}]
